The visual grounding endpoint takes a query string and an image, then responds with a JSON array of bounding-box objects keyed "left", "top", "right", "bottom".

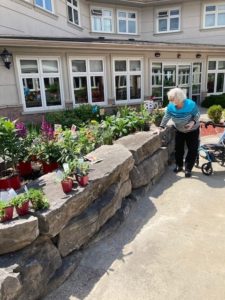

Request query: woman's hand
[{"left": 184, "top": 121, "right": 195, "bottom": 130}]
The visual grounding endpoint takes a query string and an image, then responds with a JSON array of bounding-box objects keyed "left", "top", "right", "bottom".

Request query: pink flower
[{"left": 16, "top": 122, "right": 27, "bottom": 138}]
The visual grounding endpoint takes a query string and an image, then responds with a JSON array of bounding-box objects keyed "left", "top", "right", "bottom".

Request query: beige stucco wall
[{"left": 1, "top": 1, "right": 225, "bottom": 45}]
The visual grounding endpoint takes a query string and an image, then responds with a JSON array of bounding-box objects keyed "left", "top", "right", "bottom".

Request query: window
[
  {"left": 18, "top": 57, "right": 63, "bottom": 111},
  {"left": 70, "top": 58, "right": 106, "bottom": 105},
  {"left": 156, "top": 8, "right": 180, "bottom": 33},
  {"left": 91, "top": 8, "right": 113, "bottom": 32},
  {"left": 117, "top": 10, "right": 137, "bottom": 34},
  {"left": 207, "top": 59, "right": 225, "bottom": 94},
  {"left": 204, "top": 4, "right": 225, "bottom": 28},
  {"left": 67, "top": 0, "right": 80, "bottom": 26},
  {"left": 35, "top": 0, "right": 53, "bottom": 12},
  {"left": 113, "top": 58, "right": 142, "bottom": 103},
  {"left": 151, "top": 62, "right": 202, "bottom": 104}
]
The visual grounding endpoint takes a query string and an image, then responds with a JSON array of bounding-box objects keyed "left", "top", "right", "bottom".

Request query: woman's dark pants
[{"left": 175, "top": 127, "right": 200, "bottom": 171}]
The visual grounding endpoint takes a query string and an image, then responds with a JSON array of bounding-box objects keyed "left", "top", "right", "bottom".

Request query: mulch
[{"left": 200, "top": 123, "right": 224, "bottom": 137}]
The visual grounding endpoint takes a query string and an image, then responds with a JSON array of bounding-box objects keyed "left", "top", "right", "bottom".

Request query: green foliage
[
  {"left": 151, "top": 109, "right": 165, "bottom": 126},
  {"left": 207, "top": 105, "right": 223, "bottom": 123},
  {"left": 101, "top": 105, "right": 152, "bottom": 139},
  {"left": 10, "top": 194, "right": 29, "bottom": 208},
  {"left": 201, "top": 94, "right": 225, "bottom": 108},
  {"left": 26, "top": 188, "right": 49, "bottom": 211},
  {"left": 17, "top": 133, "right": 36, "bottom": 162},
  {"left": 35, "top": 139, "right": 62, "bottom": 163},
  {"left": 0, "top": 117, "right": 20, "bottom": 172},
  {"left": 75, "top": 160, "right": 90, "bottom": 176},
  {"left": 0, "top": 201, "right": 12, "bottom": 217},
  {"left": 45, "top": 104, "right": 101, "bottom": 129}
]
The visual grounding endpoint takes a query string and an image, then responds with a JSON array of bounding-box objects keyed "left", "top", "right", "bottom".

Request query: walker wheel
[{"left": 201, "top": 163, "right": 213, "bottom": 176}]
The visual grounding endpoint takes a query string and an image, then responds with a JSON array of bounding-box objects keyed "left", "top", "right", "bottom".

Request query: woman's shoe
[
  {"left": 173, "top": 166, "right": 183, "bottom": 173},
  {"left": 185, "top": 170, "right": 192, "bottom": 177}
]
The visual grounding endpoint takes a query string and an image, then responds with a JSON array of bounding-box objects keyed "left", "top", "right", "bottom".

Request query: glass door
[{"left": 151, "top": 62, "right": 202, "bottom": 105}]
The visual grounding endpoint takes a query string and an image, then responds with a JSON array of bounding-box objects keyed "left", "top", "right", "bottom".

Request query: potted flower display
[
  {"left": 16, "top": 123, "right": 35, "bottom": 177},
  {"left": 10, "top": 193, "right": 30, "bottom": 216},
  {"left": 35, "top": 140, "right": 62, "bottom": 174},
  {"left": 75, "top": 160, "right": 90, "bottom": 187},
  {"left": 0, "top": 117, "right": 21, "bottom": 190},
  {"left": 0, "top": 201, "right": 14, "bottom": 222}
]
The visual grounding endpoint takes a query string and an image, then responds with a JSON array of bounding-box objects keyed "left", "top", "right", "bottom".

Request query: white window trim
[
  {"left": 156, "top": 7, "right": 181, "bottom": 34},
  {"left": 207, "top": 58, "right": 225, "bottom": 94},
  {"left": 35, "top": 0, "right": 54, "bottom": 13},
  {"left": 16, "top": 56, "right": 64, "bottom": 112},
  {"left": 150, "top": 60, "right": 203, "bottom": 101},
  {"left": 112, "top": 57, "right": 143, "bottom": 104},
  {"left": 90, "top": 7, "right": 114, "bottom": 33},
  {"left": 117, "top": 9, "right": 137, "bottom": 35},
  {"left": 69, "top": 56, "right": 107, "bottom": 106},
  {"left": 67, "top": 0, "right": 80, "bottom": 27},
  {"left": 203, "top": 3, "right": 225, "bottom": 29}
]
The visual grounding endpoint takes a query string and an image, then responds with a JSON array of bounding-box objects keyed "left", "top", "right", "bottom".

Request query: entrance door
[{"left": 151, "top": 62, "right": 202, "bottom": 105}]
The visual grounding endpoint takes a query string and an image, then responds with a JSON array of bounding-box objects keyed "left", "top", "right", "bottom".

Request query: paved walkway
[{"left": 45, "top": 132, "right": 225, "bottom": 300}]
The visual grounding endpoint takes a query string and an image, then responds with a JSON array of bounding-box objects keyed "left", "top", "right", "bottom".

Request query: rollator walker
[{"left": 195, "top": 121, "right": 225, "bottom": 175}]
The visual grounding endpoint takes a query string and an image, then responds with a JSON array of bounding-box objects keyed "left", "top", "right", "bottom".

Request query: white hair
[{"left": 167, "top": 88, "right": 186, "bottom": 103}]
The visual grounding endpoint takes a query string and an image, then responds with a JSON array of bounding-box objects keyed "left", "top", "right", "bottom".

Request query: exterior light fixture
[
  {"left": 177, "top": 53, "right": 181, "bottom": 59},
  {"left": 0, "top": 48, "right": 13, "bottom": 69},
  {"left": 155, "top": 52, "right": 161, "bottom": 58},
  {"left": 196, "top": 53, "right": 201, "bottom": 59}
]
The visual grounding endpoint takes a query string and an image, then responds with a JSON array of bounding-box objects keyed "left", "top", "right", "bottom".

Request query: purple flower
[
  {"left": 15, "top": 122, "right": 27, "bottom": 138},
  {"left": 41, "top": 116, "right": 54, "bottom": 140}
]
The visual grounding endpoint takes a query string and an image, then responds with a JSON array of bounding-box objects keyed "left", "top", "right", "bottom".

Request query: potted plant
[
  {"left": 75, "top": 160, "right": 90, "bottom": 187},
  {"left": 56, "top": 161, "right": 76, "bottom": 193},
  {"left": 37, "top": 140, "right": 62, "bottom": 174},
  {"left": 10, "top": 193, "right": 30, "bottom": 216},
  {"left": 26, "top": 188, "right": 49, "bottom": 211},
  {"left": 16, "top": 129, "right": 35, "bottom": 177},
  {"left": 0, "top": 117, "right": 21, "bottom": 190},
  {"left": 0, "top": 201, "right": 14, "bottom": 222}
]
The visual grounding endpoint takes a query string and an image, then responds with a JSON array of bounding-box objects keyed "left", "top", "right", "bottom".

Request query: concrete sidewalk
[{"left": 45, "top": 133, "right": 225, "bottom": 300}]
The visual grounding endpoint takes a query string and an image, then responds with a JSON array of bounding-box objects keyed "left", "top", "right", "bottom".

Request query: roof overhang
[{"left": 1, "top": 36, "right": 225, "bottom": 53}]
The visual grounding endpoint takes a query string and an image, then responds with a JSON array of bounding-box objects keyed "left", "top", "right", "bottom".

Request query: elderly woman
[{"left": 159, "top": 87, "right": 200, "bottom": 177}]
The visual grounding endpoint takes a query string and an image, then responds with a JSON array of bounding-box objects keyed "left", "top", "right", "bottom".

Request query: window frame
[
  {"left": 150, "top": 60, "right": 203, "bottom": 104},
  {"left": 117, "top": 9, "right": 137, "bottom": 35},
  {"left": 67, "top": 0, "right": 80, "bottom": 27},
  {"left": 34, "top": 0, "right": 54, "bottom": 13},
  {"left": 69, "top": 56, "right": 107, "bottom": 106},
  {"left": 112, "top": 57, "right": 143, "bottom": 104},
  {"left": 16, "top": 56, "right": 64, "bottom": 112},
  {"left": 203, "top": 3, "right": 225, "bottom": 29},
  {"left": 207, "top": 58, "right": 225, "bottom": 94},
  {"left": 156, "top": 7, "right": 181, "bottom": 34},
  {"left": 90, "top": 7, "right": 113, "bottom": 33}
]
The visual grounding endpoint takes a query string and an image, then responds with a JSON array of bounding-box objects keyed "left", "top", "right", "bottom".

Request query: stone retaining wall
[{"left": 0, "top": 127, "right": 174, "bottom": 300}]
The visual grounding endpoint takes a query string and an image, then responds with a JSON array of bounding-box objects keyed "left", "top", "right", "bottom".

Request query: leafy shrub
[
  {"left": 201, "top": 94, "right": 225, "bottom": 108},
  {"left": 45, "top": 104, "right": 101, "bottom": 129},
  {"left": 207, "top": 105, "right": 223, "bottom": 123}
]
